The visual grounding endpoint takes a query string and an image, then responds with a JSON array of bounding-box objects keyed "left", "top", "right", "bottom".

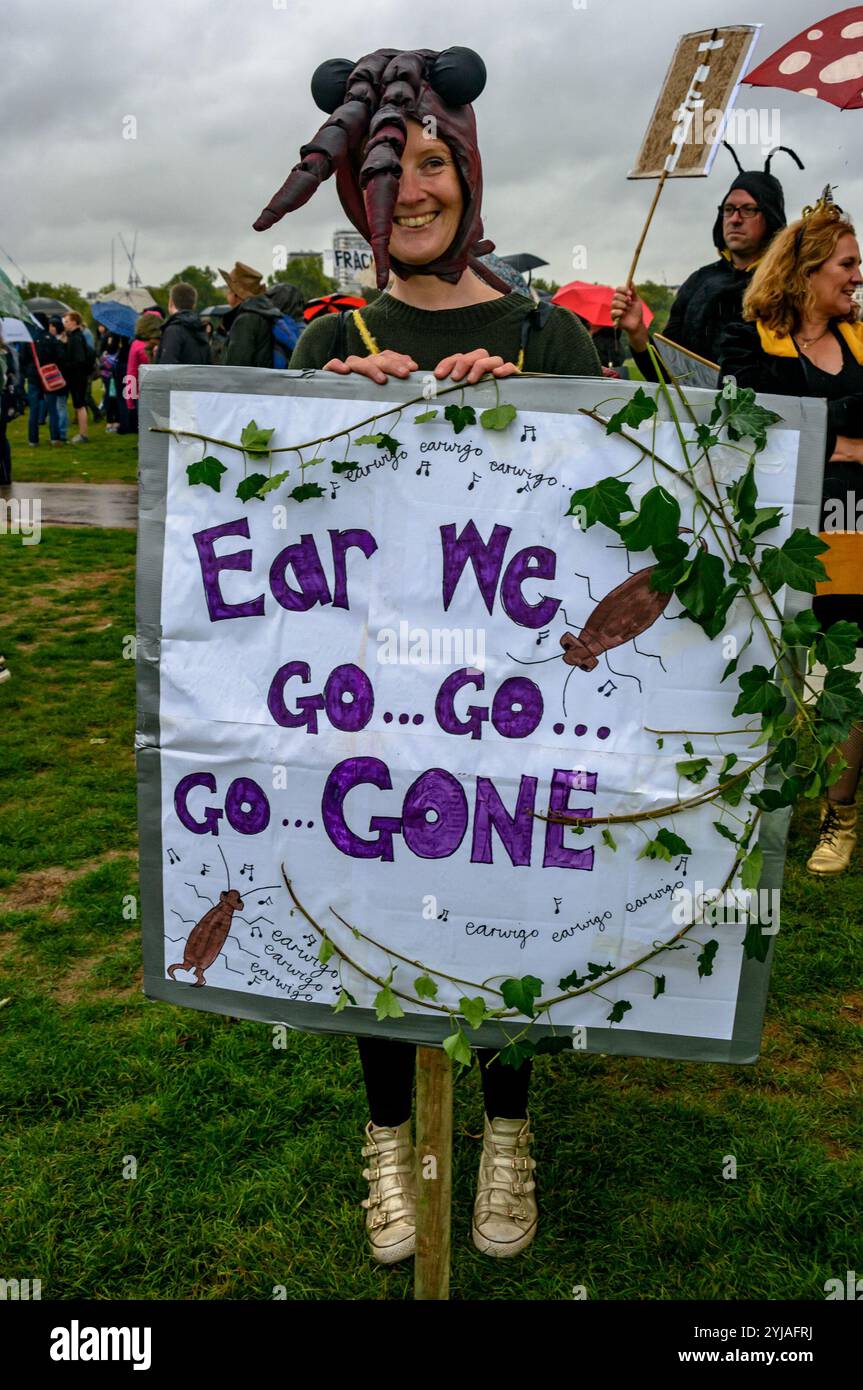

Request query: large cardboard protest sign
[{"left": 137, "top": 368, "right": 826, "bottom": 1062}]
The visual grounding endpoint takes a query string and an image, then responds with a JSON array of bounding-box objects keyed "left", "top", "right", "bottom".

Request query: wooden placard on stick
[{"left": 630, "top": 25, "right": 761, "bottom": 180}]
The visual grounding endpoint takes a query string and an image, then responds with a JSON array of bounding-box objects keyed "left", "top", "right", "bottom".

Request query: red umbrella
[
  {"left": 552, "top": 281, "right": 654, "bottom": 329},
  {"left": 743, "top": 7, "right": 863, "bottom": 110},
  {"left": 303, "top": 292, "right": 367, "bottom": 323}
]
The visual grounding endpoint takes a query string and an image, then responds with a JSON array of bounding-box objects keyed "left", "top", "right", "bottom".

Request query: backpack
[{"left": 273, "top": 314, "right": 303, "bottom": 368}]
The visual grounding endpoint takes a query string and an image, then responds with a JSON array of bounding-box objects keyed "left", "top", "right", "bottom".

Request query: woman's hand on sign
[
  {"left": 829, "top": 434, "right": 863, "bottom": 464},
  {"left": 611, "top": 286, "right": 649, "bottom": 351},
  {"left": 323, "top": 350, "right": 418, "bottom": 385},
  {"left": 434, "top": 349, "right": 519, "bottom": 384}
]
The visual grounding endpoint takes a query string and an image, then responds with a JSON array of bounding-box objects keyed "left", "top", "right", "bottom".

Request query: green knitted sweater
[{"left": 289, "top": 291, "right": 603, "bottom": 377}]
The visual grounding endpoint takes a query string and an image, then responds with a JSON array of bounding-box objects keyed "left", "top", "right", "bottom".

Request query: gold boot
[
  {"left": 360, "top": 1119, "right": 416, "bottom": 1264},
  {"left": 472, "top": 1114, "right": 537, "bottom": 1258},
  {"left": 806, "top": 800, "right": 858, "bottom": 876}
]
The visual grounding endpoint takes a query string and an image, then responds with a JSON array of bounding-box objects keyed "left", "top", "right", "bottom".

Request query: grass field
[
  {"left": 0, "top": 521, "right": 861, "bottom": 1302},
  {"left": 5, "top": 410, "right": 139, "bottom": 485}
]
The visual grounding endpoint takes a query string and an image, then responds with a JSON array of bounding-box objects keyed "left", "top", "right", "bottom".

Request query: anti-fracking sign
[{"left": 136, "top": 368, "right": 823, "bottom": 1062}]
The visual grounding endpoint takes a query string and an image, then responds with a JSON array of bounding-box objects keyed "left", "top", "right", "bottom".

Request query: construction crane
[{"left": 118, "top": 231, "right": 142, "bottom": 288}]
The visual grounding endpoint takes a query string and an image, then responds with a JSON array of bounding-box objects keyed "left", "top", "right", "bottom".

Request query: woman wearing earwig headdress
[{"left": 255, "top": 47, "right": 602, "bottom": 1265}]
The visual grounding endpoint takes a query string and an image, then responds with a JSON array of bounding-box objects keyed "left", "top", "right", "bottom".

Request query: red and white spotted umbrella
[{"left": 743, "top": 7, "right": 863, "bottom": 109}]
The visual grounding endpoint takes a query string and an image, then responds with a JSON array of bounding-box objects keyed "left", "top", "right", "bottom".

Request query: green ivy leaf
[
  {"left": 781, "top": 609, "right": 821, "bottom": 649},
  {"left": 499, "top": 1039, "right": 536, "bottom": 1069},
  {"left": 720, "top": 753, "right": 739, "bottom": 778},
  {"left": 741, "top": 506, "right": 784, "bottom": 542},
  {"left": 373, "top": 983, "right": 405, "bottom": 1022},
  {"left": 601, "top": 827, "right": 618, "bottom": 851},
  {"left": 697, "top": 939, "right": 719, "bottom": 978},
  {"left": 442, "top": 1028, "right": 473, "bottom": 1067},
  {"left": 676, "top": 757, "right": 711, "bottom": 784},
  {"left": 459, "top": 995, "right": 489, "bottom": 1031},
  {"left": 719, "top": 771, "right": 750, "bottom": 807},
  {"left": 444, "top": 403, "right": 476, "bottom": 434},
  {"left": 479, "top": 403, "right": 518, "bottom": 431},
  {"left": 354, "top": 433, "right": 382, "bottom": 446},
  {"left": 638, "top": 827, "right": 692, "bottom": 862},
  {"left": 534, "top": 1035, "right": 575, "bottom": 1056},
  {"left": 618, "top": 485, "right": 681, "bottom": 552},
  {"left": 501, "top": 975, "right": 543, "bottom": 1019},
  {"left": 558, "top": 969, "right": 587, "bottom": 990},
  {"left": 605, "top": 386, "right": 657, "bottom": 435},
  {"left": 767, "top": 736, "right": 798, "bottom": 773},
  {"left": 240, "top": 419, "right": 275, "bottom": 453},
  {"left": 713, "top": 821, "right": 740, "bottom": 843},
  {"left": 695, "top": 423, "right": 719, "bottom": 449},
  {"left": 236, "top": 473, "right": 269, "bottom": 502},
  {"left": 331, "top": 459, "right": 360, "bottom": 474},
  {"left": 187, "top": 456, "right": 227, "bottom": 491},
  {"left": 650, "top": 538, "right": 692, "bottom": 593},
  {"left": 318, "top": 936, "right": 334, "bottom": 965},
  {"left": 722, "top": 389, "right": 782, "bottom": 452},
  {"left": 653, "top": 974, "right": 666, "bottom": 998},
  {"left": 607, "top": 999, "right": 632, "bottom": 1024},
  {"left": 332, "top": 988, "right": 356, "bottom": 1013},
  {"left": 675, "top": 550, "right": 726, "bottom": 625},
  {"left": 256, "top": 469, "right": 292, "bottom": 497},
  {"left": 740, "top": 843, "right": 764, "bottom": 891},
  {"left": 413, "top": 409, "right": 438, "bottom": 423},
  {"left": 289, "top": 482, "right": 327, "bottom": 503},
  {"left": 814, "top": 667, "right": 863, "bottom": 744},
  {"left": 683, "top": 741, "right": 695, "bottom": 755},
  {"left": 414, "top": 975, "right": 439, "bottom": 1001},
  {"left": 743, "top": 915, "right": 771, "bottom": 962},
  {"left": 732, "top": 666, "right": 786, "bottom": 721},
  {"left": 720, "top": 630, "right": 752, "bottom": 683},
  {"left": 759, "top": 529, "right": 829, "bottom": 595},
  {"left": 377, "top": 433, "right": 401, "bottom": 457},
  {"left": 567, "top": 477, "right": 634, "bottom": 531},
  {"left": 815, "top": 620, "right": 862, "bottom": 669},
  {"left": 726, "top": 463, "right": 757, "bottom": 523}
]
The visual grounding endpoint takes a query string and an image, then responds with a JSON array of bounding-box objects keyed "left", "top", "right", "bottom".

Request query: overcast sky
[{"left": 4, "top": 0, "right": 859, "bottom": 295}]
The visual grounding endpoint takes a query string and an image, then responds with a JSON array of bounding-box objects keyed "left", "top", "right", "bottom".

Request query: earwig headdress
[
  {"left": 253, "top": 47, "right": 503, "bottom": 291},
  {"left": 712, "top": 142, "right": 805, "bottom": 253}
]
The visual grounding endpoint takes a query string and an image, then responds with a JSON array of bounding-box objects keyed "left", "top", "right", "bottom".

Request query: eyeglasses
[{"left": 720, "top": 203, "right": 761, "bottom": 220}]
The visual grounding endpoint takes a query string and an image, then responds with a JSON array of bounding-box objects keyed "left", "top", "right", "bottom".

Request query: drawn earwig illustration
[{"left": 165, "top": 846, "right": 281, "bottom": 987}]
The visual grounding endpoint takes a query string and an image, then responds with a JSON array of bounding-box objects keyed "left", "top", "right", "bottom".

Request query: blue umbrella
[{"left": 92, "top": 299, "right": 137, "bottom": 338}]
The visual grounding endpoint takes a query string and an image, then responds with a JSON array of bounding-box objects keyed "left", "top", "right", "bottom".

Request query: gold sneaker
[
  {"left": 472, "top": 1114, "right": 537, "bottom": 1258},
  {"left": 806, "top": 800, "right": 858, "bottom": 876},
  {"left": 361, "top": 1119, "right": 416, "bottom": 1264}
]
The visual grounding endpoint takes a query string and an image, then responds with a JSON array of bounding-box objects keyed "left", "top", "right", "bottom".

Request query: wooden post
[
  {"left": 414, "top": 1045, "right": 453, "bottom": 1301},
  {"left": 625, "top": 168, "right": 669, "bottom": 289}
]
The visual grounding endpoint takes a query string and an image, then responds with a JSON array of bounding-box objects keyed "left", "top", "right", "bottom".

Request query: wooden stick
[
  {"left": 414, "top": 1045, "right": 453, "bottom": 1301},
  {"left": 625, "top": 167, "right": 669, "bottom": 291}
]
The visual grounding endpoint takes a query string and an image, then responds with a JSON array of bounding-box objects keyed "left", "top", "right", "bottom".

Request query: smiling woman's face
[{"left": 386, "top": 118, "right": 464, "bottom": 266}]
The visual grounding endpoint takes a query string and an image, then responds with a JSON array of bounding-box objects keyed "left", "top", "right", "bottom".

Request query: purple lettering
[
  {"left": 267, "top": 660, "right": 325, "bottom": 732},
  {"left": 328, "top": 528, "right": 378, "bottom": 610},
  {"left": 270, "top": 533, "right": 332, "bottom": 611},
  {"left": 435, "top": 668, "right": 488, "bottom": 739},
  {"left": 440, "top": 520, "right": 511, "bottom": 614},
  {"left": 193, "top": 518, "right": 265, "bottom": 622},
  {"left": 224, "top": 777, "right": 270, "bottom": 835},
  {"left": 471, "top": 776, "right": 537, "bottom": 865},
  {"left": 322, "top": 757, "right": 401, "bottom": 861},
  {"left": 492, "top": 677, "right": 543, "bottom": 738},
  {"left": 174, "top": 772, "right": 223, "bottom": 835},
  {"left": 500, "top": 547, "right": 560, "bottom": 628},
  {"left": 542, "top": 769, "right": 598, "bottom": 871},
  {"left": 402, "top": 769, "right": 468, "bottom": 859},
  {"left": 324, "top": 664, "right": 374, "bottom": 732}
]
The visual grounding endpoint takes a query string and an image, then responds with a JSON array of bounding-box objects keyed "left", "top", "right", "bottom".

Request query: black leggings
[{"left": 358, "top": 1036, "right": 532, "bottom": 1126}]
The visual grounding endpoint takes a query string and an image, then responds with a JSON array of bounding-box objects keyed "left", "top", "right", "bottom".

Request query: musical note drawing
[
  {"left": 437, "top": 908, "right": 450, "bottom": 922},
  {"left": 536, "top": 629, "right": 550, "bottom": 646},
  {"left": 330, "top": 481, "right": 340, "bottom": 500},
  {"left": 303, "top": 934, "right": 316, "bottom": 949},
  {"left": 249, "top": 921, "right": 265, "bottom": 939},
  {"left": 416, "top": 461, "right": 431, "bottom": 477},
  {"left": 200, "top": 863, "right": 211, "bottom": 876},
  {"left": 258, "top": 896, "right": 273, "bottom": 906},
  {"left": 674, "top": 855, "right": 689, "bottom": 876},
  {"left": 240, "top": 863, "right": 254, "bottom": 882},
  {"left": 167, "top": 848, "right": 180, "bottom": 865},
  {"left": 520, "top": 424, "right": 536, "bottom": 442},
  {"left": 553, "top": 896, "right": 563, "bottom": 916},
  {"left": 468, "top": 471, "right": 481, "bottom": 492},
  {"left": 597, "top": 679, "right": 617, "bottom": 697}
]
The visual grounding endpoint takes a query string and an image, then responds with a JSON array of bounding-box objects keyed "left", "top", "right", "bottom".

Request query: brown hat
[{"left": 219, "top": 260, "right": 266, "bottom": 301}]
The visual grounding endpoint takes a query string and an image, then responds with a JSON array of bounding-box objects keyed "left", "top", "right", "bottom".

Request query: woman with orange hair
[{"left": 719, "top": 197, "right": 863, "bottom": 877}]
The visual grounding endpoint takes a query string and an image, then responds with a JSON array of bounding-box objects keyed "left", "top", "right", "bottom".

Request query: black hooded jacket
[
  {"left": 157, "top": 310, "right": 212, "bottom": 366},
  {"left": 224, "top": 295, "right": 282, "bottom": 368},
  {"left": 633, "top": 154, "right": 797, "bottom": 379}
]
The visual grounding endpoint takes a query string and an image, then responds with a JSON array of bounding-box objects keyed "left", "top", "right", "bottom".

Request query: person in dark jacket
[
  {"left": 61, "top": 310, "right": 95, "bottom": 444},
  {"left": 718, "top": 199, "right": 863, "bottom": 878},
  {"left": 220, "top": 261, "right": 281, "bottom": 367},
  {"left": 612, "top": 145, "right": 804, "bottom": 377},
  {"left": 157, "top": 282, "right": 212, "bottom": 365}
]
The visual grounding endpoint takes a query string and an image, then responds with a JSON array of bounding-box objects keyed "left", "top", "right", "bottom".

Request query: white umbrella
[
  {"left": 92, "top": 287, "right": 156, "bottom": 312},
  {"left": 1, "top": 316, "right": 33, "bottom": 343}
]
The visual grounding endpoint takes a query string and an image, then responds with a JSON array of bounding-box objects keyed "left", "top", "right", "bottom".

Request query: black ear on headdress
[
  {"left": 721, "top": 140, "right": 743, "bottom": 173},
  {"left": 428, "top": 47, "right": 486, "bottom": 105},
  {"left": 764, "top": 146, "right": 805, "bottom": 175},
  {"left": 311, "top": 59, "right": 356, "bottom": 113}
]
